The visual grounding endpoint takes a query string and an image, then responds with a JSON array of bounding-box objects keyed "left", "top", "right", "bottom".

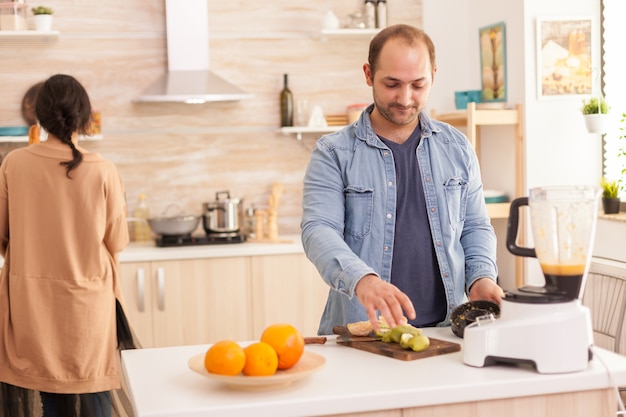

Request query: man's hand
[
  {"left": 354, "top": 274, "right": 416, "bottom": 330},
  {"left": 468, "top": 277, "right": 504, "bottom": 304}
]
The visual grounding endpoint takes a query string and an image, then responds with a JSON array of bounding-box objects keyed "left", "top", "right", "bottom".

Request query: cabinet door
[
  {"left": 250, "top": 254, "right": 328, "bottom": 338},
  {"left": 151, "top": 258, "right": 252, "bottom": 347},
  {"left": 119, "top": 261, "right": 155, "bottom": 348}
]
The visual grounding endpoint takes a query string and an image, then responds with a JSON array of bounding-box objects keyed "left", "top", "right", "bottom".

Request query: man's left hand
[{"left": 468, "top": 278, "right": 504, "bottom": 304}]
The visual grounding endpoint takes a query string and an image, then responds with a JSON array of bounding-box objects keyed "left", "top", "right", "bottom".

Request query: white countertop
[
  {"left": 119, "top": 235, "right": 305, "bottom": 263},
  {"left": 121, "top": 327, "right": 626, "bottom": 417}
]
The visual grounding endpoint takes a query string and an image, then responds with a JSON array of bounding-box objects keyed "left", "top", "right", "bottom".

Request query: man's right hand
[{"left": 354, "top": 274, "right": 416, "bottom": 330}]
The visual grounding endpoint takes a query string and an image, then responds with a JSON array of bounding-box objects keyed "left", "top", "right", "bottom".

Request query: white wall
[{"left": 423, "top": 0, "right": 602, "bottom": 288}]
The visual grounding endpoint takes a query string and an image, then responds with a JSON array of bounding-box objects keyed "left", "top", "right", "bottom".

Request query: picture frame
[
  {"left": 536, "top": 17, "right": 593, "bottom": 98},
  {"left": 479, "top": 22, "right": 507, "bottom": 104}
]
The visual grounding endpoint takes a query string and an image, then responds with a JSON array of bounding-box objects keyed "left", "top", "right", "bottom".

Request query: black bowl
[{"left": 450, "top": 300, "right": 500, "bottom": 338}]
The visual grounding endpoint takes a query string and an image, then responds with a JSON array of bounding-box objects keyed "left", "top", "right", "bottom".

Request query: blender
[{"left": 463, "top": 186, "right": 601, "bottom": 374}]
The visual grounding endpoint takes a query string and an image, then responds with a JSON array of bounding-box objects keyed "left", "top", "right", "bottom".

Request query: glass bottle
[
  {"left": 133, "top": 194, "right": 152, "bottom": 242},
  {"left": 364, "top": 0, "right": 376, "bottom": 29},
  {"left": 280, "top": 74, "right": 294, "bottom": 127},
  {"left": 376, "top": 0, "right": 387, "bottom": 29}
]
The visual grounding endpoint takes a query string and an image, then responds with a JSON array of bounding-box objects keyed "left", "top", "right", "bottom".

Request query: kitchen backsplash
[{"left": 0, "top": 0, "right": 422, "bottom": 235}]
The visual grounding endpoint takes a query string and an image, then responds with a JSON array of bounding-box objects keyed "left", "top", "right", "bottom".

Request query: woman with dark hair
[{"left": 0, "top": 74, "right": 133, "bottom": 417}]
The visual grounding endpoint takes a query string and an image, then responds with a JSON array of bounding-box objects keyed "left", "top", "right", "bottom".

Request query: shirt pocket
[
  {"left": 344, "top": 185, "right": 374, "bottom": 238},
  {"left": 443, "top": 176, "right": 468, "bottom": 226}
]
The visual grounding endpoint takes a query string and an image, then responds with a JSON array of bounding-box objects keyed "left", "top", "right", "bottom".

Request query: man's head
[
  {"left": 367, "top": 24, "right": 437, "bottom": 79},
  {"left": 364, "top": 24, "right": 438, "bottom": 128}
]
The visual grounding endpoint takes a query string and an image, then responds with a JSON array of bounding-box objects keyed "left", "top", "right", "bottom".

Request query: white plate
[{"left": 188, "top": 350, "right": 326, "bottom": 390}]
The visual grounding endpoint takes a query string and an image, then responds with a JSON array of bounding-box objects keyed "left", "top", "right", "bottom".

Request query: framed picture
[
  {"left": 479, "top": 22, "right": 507, "bottom": 103},
  {"left": 536, "top": 17, "right": 593, "bottom": 98}
]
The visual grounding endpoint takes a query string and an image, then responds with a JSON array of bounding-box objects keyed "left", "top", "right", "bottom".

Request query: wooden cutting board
[{"left": 333, "top": 326, "right": 461, "bottom": 361}]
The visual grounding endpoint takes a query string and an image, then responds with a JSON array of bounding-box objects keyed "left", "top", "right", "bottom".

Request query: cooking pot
[
  {"left": 128, "top": 204, "right": 201, "bottom": 237},
  {"left": 202, "top": 191, "right": 243, "bottom": 234},
  {"left": 146, "top": 214, "right": 200, "bottom": 236}
]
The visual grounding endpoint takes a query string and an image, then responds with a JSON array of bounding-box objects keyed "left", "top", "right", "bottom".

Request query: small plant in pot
[
  {"left": 582, "top": 97, "right": 610, "bottom": 134},
  {"left": 31, "top": 6, "right": 53, "bottom": 31},
  {"left": 600, "top": 177, "right": 620, "bottom": 214}
]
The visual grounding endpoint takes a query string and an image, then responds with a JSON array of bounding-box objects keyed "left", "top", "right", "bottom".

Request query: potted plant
[
  {"left": 582, "top": 96, "right": 610, "bottom": 134},
  {"left": 31, "top": 6, "right": 53, "bottom": 31},
  {"left": 600, "top": 177, "right": 620, "bottom": 214}
]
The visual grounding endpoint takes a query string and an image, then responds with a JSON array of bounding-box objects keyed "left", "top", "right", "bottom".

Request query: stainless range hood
[{"left": 134, "top": 0, "right": 253, "bottom": 104}]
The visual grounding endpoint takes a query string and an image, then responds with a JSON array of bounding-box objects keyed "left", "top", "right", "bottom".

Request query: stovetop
[{"left": 155, "top": 233, "right": 246, "bottom": 247}]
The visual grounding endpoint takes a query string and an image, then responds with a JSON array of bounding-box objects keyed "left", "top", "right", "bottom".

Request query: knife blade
[
  {"left": 333, "top": 325, "right": 380, "bottom": 343},
  {"left": 335, "top": 335, "right": 381, "bottom": 343}
]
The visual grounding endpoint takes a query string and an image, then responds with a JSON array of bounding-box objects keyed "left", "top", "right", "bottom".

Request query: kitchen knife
[{"left": 333, "top": 325, "right": 380, "bottom": 343}]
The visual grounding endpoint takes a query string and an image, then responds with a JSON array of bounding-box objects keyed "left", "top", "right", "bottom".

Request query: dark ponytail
[{"left": 35, "top": 74, "right": 91, "bottom": 179}]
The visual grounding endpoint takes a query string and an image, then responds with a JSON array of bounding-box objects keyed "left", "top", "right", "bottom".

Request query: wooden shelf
[
  {"left": 279, "top": 126, "right": 343, "bottom": 140},
  {"left": 0, "top": 30, "right": 59, "bottom": 41},
  {"left": 320, "top": 28, "right": 379, "bottom": 40},
  {"left": 0, "top": 134, "right": 103, "bottom": 143}
]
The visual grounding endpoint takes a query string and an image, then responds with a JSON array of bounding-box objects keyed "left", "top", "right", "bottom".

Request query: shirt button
[
  {"left": 430, "top": 207, "right": 436, "bottom": 213},
  {"left": 425, "top": 177, "right": 431, "bottom": 182},
  {"left": 384, "top": 151, "right": 389, "bottom": 156},
  {"left": 436, "top": 241, "right": 441, "bottom": 246},
  {"left": 444, "top": 272, "right": 449, "bottom": 277},
  {"left": 386, "top": 213, "right": 392, "bottom": 219},
  {"left": 388, "top": 181, "right": 393, "bottom": 186},
  {"left": 384, "top": 246, "right": 389, "bottom": 251}
]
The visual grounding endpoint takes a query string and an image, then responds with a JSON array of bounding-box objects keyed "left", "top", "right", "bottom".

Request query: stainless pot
[
  {"left": 128, "top": 204, "right": 201, "bottom": 237},
  {"left": 202, "top": 191, "right": 243, "bottom": 234},
  {"left": 147, "top": 215, "right": 200, "bottom": 236}
]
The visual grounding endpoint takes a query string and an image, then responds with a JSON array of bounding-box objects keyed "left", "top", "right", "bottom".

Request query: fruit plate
[{"left": 188, "top": 350, "right": 326, "bottom": 390}]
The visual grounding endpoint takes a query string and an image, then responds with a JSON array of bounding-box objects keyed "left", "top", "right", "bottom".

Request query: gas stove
[{"left": 155, "top": 232, "right": 246, "bottom": 247}]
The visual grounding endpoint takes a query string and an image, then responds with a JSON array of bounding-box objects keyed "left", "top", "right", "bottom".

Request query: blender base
[{"left": 462, "top": 298, "right": 594, "bottom": 374}]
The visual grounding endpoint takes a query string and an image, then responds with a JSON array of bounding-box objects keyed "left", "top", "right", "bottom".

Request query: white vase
[
  {"left": 584, "top": 114, "right": 609, "bottom": 134},
  {"left": 33, "top": 14, "right": 53, "bottom": 31}
]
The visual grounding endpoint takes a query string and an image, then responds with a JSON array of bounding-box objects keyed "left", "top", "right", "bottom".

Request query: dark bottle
[{"left": 280, "top": 73, "right": 294, "bottom": 127}]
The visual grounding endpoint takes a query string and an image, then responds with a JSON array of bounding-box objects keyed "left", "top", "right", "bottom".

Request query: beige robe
[{"left": 0, "top": 141, "right": 129, "bottom": 394}]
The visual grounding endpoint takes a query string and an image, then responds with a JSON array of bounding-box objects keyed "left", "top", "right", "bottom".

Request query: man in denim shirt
[{"left": 301, "top": 24, "right": 504, "bottom": 336}]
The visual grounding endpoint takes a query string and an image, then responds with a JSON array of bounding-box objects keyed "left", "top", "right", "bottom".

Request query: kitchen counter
[
  {"left": 121, "top": 327, "right": 626, "bottom": 417},
  {"left": 119, "top": 235, "right": 305, "bottom": 263}
]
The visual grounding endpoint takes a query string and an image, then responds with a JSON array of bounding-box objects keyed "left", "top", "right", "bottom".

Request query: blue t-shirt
[{"left": 380, "top": 128, "right": 447, "bottom": 327}]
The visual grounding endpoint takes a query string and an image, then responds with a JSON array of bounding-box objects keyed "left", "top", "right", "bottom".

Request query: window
[{"left": 602, "top": 0, "right": 626, "bottom": 198}]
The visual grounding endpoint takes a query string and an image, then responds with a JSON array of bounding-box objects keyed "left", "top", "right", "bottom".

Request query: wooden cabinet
[
  {"left": 120, "top": 252, "right": 328, "bottom": 347},
  {"left": 250, "top": 254, "right": 328, "bottom": 339},
  {"left": 120, "top": 257, "right": 252, "bottom": 348},
  {"left": 431, "top": 102, "right": 524, "bottom": 285}
]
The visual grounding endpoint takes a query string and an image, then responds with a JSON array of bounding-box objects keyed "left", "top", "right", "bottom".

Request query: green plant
[
  {"left": 31, "top": 6, "right": 53, "bottom": 15},
  {"left": 581, "top": 97, "right": 609, "bottom": 115},
  {"left": 600, "top": 177, "right": 620, "bottom": 199}
]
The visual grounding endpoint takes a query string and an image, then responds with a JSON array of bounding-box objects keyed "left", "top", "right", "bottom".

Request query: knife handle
[
  {"left": 332, "top": 326, "right": 350, "bottom": 336},
  {"left": 304, "top": 336, "right": 327, "bottom": 345}
]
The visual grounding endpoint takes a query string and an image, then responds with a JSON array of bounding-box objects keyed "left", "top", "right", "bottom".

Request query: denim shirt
[{"left": 301, "top": 104, "right": 498, "bottom": 335}]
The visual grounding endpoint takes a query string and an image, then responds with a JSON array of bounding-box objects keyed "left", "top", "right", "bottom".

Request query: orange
[
  {"left": 204, "top": 340, "right": 246, "bottom": 376},
  {"left": 260, "top": 323, "right": 305, "bottom": 370},
  {"left": 242, "top": 342, "right": 278, "bottom": 376}
]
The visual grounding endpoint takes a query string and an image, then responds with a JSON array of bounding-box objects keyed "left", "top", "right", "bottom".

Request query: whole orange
[
  {"left": 260, "top": 323, "right": 305, "bottom": 370},
  {"left": 204, "top": 340, "right": 246, "bottom": 376},
  {"left": 242, "top": 342, "right": 278, "bottom": 376}
]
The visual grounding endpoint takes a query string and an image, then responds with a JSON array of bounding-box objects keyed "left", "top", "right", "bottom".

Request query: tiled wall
[{"left": 0, "top": 0, "right": 422, "bottom": 235}]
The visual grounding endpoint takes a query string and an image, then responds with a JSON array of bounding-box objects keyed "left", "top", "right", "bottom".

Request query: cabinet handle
[
  {"left": 136, "top": 268, "right": 145, "bottom": 313},
  {"left": 157, "top": 267, "right": 165, "bottom": 311}
]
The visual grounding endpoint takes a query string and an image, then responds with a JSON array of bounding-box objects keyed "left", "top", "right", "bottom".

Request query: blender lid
[{"left": 505, "top": 287, "right": 571, "bottom": 304}]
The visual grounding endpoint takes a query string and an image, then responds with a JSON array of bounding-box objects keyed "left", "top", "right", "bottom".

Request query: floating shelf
[
  {"left": 320, "top": 28, "right": 379, "bottom": 40},
  {"left": 279, "top": 126, "right": 343, "bottom": 140},
  {"left": 0, "top": 134, "right": 103, "bottom": 143},
  {"left": 0, "top": 30, "right": 59, "bottom": 41}
]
